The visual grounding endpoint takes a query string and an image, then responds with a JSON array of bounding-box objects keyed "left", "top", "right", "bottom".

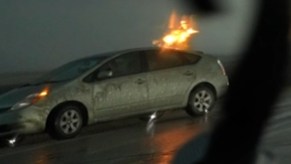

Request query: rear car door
[
  {"left": 145, "top": 49, "right": 200, "bottom": 109},
  {"left": 87, "top": 51, "right": 149, "bottom": 119}
]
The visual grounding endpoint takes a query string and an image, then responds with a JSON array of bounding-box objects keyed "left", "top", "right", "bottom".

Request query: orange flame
[
  {"left": 153, "top": 12, "right": 199, "bottom": 50},
  {"left": 38, "top": 88, "right": 49, "bottom": 98}
]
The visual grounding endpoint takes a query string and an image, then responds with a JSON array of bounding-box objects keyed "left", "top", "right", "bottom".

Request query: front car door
[{"left": 86, "top": 51, "right": 149, "bottom": 120}]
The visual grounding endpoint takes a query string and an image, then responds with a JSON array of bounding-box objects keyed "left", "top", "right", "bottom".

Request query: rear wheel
[
  {"left": 186, "top": 86, "right": 216, "bottom": 116},
  {"left": 47, "top": 104, "right": 83, "bottom": 139}
]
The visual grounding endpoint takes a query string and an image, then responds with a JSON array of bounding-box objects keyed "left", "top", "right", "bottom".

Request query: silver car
[{"left": 0, "top": 47, "right": 228, "bottom": 139}]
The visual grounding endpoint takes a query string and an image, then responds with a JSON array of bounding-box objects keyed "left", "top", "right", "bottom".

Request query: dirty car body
[{"left": 0, "top": 47, "right": 228, "bottom": 139}]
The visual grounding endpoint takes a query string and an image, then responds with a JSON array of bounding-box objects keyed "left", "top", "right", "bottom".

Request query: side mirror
[{"left": 97, "top": 69, "right": 113, "bottom": 79}]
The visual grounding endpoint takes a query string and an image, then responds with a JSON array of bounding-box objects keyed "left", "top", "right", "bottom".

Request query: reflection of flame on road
[
  {"left": 151, "top": 123, "right": 204, "bottom": 164},
  {"left": 153, "top": 11, "right": 199, "bottom": 50}
]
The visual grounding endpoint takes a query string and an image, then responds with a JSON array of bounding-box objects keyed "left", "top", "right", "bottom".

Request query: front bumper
[
  {"left": 0, "top": 124, "right": 23, "bottom": 138},
  {"left": 0, "top": 106, "right": 46, "bottom": 137}
]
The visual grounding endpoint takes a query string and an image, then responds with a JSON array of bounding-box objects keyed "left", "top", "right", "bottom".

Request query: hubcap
[
  {"left": 193, "top": 90, "right": 212, "bottom": 112},
  {"left": 59, "top": 109, "right": 81, "bottom": 134}
]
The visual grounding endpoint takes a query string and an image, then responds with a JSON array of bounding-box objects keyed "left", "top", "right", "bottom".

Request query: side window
[
  {"left": 98, "top": 51, "right": 143, "bottom": 79},
  {"left": 182, "top": 52, "right": 201, "bottom": 64},
  {"left": 146, "top": 50, "right": 194, "bottom": 71}
]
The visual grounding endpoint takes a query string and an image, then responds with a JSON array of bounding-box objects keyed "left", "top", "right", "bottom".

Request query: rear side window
[
  {"left": 145, "top": 49, "right": 200, "bottom": 71},
  {"left": 183, "top": 52, "right": 201, "bottom": 64}
]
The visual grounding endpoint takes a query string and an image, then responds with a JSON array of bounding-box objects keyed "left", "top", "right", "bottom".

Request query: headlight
[{"left": 11, "top": 87, "right": 49, "bottom": 110}]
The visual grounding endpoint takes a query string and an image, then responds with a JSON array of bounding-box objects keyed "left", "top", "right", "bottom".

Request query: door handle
[
  {"left": 183, "top": 71, "right": 193, "bottom": 76},
  {"left": 135, "top": 78, "right": 145, "bottom": 84}
]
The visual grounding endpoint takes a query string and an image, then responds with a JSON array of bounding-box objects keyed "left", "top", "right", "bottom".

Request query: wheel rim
[
  {"left": 193, "top": 90, "right": 213, "bottom": 113},
  {"left": 59, "top": 109, "right": 82, "bottom": 135}
]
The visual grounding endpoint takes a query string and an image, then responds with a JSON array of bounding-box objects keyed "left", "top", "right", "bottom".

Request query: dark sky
[{"left": 0, "top": 0, "right": 257, "bottom": 73}]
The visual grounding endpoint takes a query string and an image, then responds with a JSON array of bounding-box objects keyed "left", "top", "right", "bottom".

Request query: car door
[
  {"left": 88, "top": 51, "right": 149, "bottom": 119},
  {"left": 145, "top": 49, "right": 199, "bottom": 109}
]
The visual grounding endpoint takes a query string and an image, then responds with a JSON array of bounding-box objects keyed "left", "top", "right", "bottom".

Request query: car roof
[{"left": 79, "top": 47, "right": 205, "bottom": 61}]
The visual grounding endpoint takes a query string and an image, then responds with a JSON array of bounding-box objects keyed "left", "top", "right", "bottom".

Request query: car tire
[
  {"left": 186, "top": 85, "right": 216, "bottom": 117},
  {"left": 139, "top": 111, "right": 164, "bottom": 121},
  {"left": 48, "top": 104, "right": 83, "bottom": 140}
]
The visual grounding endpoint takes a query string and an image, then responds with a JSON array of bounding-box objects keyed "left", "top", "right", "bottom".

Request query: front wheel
[
  {"left": 186, "top": 86, "right": 216, "bottom": 116},
  {"left": 47, "top": 104, "right": 83, "bottom": 140}
]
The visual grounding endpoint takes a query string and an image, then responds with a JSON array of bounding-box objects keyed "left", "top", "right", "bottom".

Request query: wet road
[{"left": 0, "top": 108, "right": 212, "bottom": 164}]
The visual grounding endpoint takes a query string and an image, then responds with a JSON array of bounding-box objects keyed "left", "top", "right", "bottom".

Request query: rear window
[
  {"left": 182, "top": 52, "right": 201, "bottom": 64},
  {"left": 145, "top": 49, "right": 201, "bottom": 71}
]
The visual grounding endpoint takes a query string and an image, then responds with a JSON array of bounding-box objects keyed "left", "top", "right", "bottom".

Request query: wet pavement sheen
[{"left": 0, "top": 109, "right": 209, "bottom": 164}]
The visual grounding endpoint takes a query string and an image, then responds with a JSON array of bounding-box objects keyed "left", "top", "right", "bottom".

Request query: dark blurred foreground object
[
  {"left": 181, "top": 0, "right": 220, "bottom": 15},
  {"left": 174, "top": 0, "right": 289, "bottom": 164}
]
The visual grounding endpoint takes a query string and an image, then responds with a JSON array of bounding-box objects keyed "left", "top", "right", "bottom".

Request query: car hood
[{"left": 0, "top": 82, "right": 66, "bottom": 111}]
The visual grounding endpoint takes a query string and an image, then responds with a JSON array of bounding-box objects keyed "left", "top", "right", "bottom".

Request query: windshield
[{"left": 33, "top": 56, "right": 108, "bottom": 84}]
